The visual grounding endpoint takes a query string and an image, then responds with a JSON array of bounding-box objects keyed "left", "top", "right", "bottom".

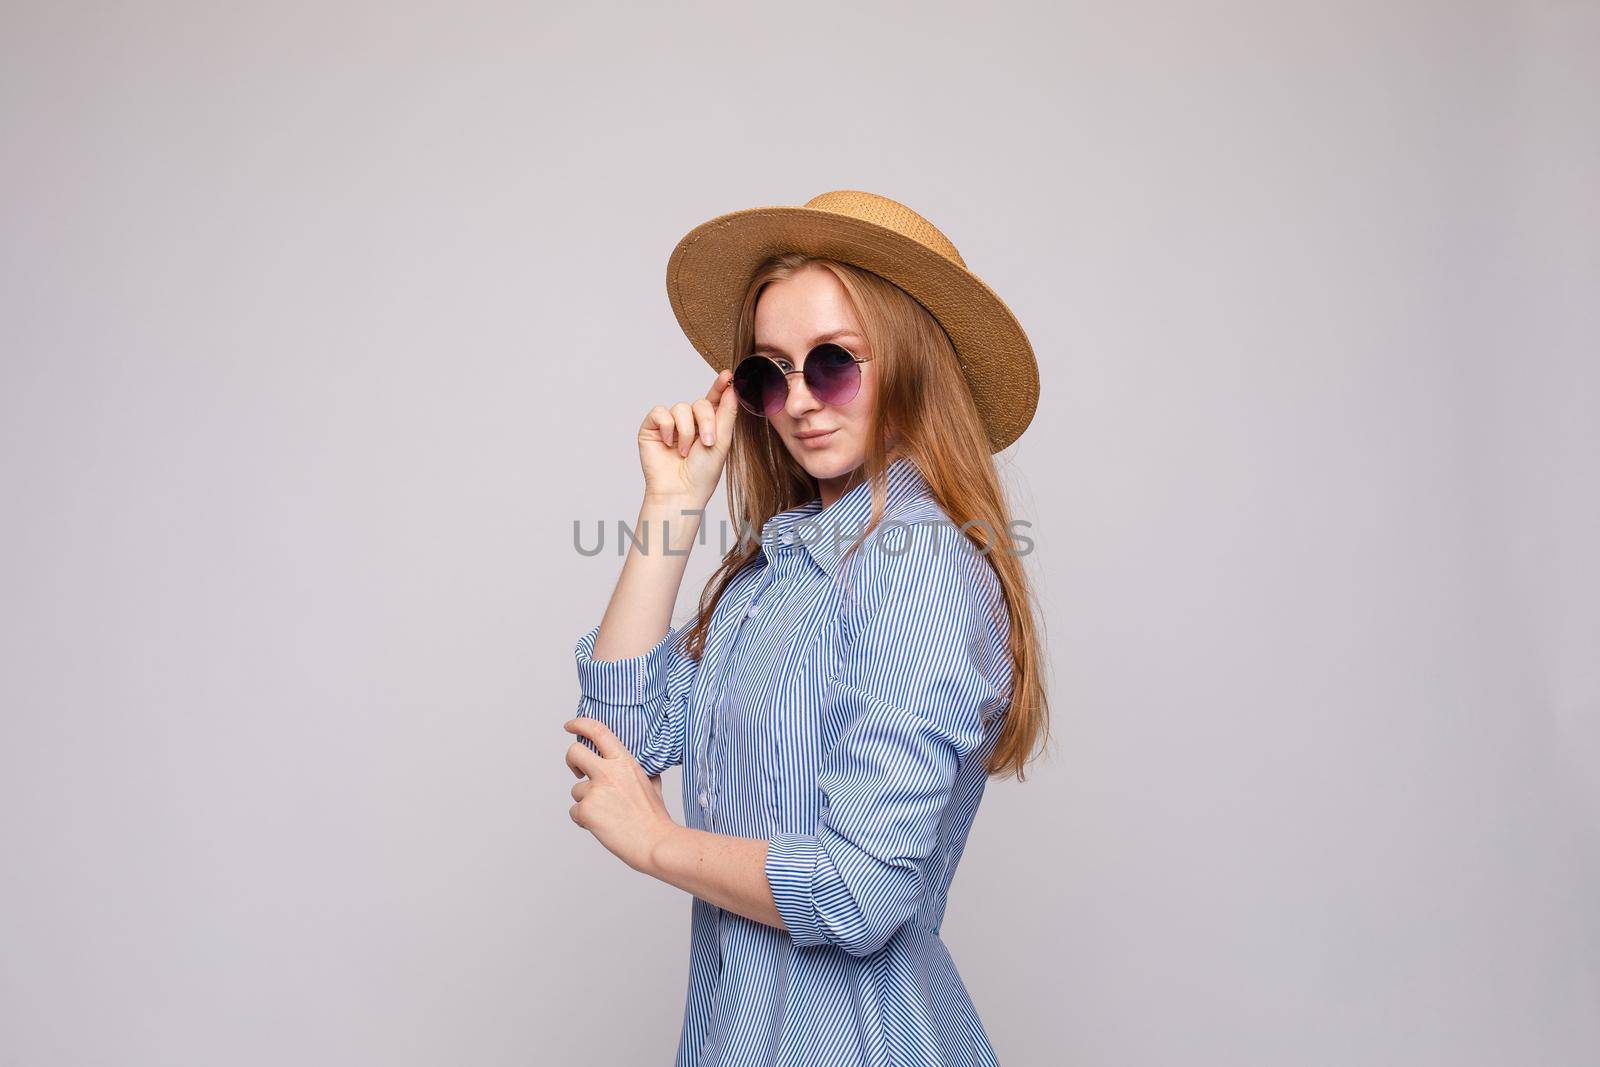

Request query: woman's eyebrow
[{"left": 750, "top": 328, "right": 863, "bottom": 358}]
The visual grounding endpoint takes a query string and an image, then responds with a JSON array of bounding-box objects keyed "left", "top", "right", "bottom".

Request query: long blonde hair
[{"left": 681, "top": 253, "right": 1052, "bottom": 781}]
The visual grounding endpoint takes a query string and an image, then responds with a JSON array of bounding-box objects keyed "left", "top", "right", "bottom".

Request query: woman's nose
[{"left": 784, "top": 372, "right": 821, "bottom": 417}]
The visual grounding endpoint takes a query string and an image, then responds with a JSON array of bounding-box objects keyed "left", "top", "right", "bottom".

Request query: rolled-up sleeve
[
  {"left": 572, "top": 619, "right": 695, "bottom": 778},
  {"left": 764, "top": 525, "right": 1009, "bottom": 957}
]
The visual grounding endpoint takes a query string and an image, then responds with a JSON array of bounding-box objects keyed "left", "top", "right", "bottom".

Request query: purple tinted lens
[
  {"left": 732, "top": 356, "right": 786, "bottom": 416},
  {"left": 804, "top": 343, "right": 861, "bottom": 406}
]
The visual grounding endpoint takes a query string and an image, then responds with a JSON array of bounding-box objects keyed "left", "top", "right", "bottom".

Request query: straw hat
[{"left": 664, "top": 189, "right": 1039, "bottom": 454}]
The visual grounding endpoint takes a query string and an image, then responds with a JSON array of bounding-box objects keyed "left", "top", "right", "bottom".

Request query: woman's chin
[{"left": 792, "top": 447, "right": 865, "bottom": 483}]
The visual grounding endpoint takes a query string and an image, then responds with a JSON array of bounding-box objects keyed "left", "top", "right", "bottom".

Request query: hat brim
[{"left": 665, "top": 205, "right": 1039, "bottom": 454}]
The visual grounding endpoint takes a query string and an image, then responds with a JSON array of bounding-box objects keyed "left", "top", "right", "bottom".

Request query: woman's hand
[
  {"left": 639, "top": 369, "right": 739, "bottom": 507},
  {"left": 564, "top": 717, "right": 680, "bottom": 875}
]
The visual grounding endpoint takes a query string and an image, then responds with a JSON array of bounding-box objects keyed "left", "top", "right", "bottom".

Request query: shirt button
[
  {"left": 697, "top": 791, "right": 709, "bottom": 809},
  {"left": 746, "top": 601, "right": 761, "bottom": 617}
]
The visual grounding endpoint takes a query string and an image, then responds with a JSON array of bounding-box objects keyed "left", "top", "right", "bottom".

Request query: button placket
[{"left": 700, "top": 570, "right": 771, "bottom": 831}]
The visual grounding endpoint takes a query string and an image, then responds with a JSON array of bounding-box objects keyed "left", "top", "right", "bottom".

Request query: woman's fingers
[
  {"left": 565, "top": 716, "right": 629, "bottom": 760},
  {"left": 670, "top": 401, "right": 695, "bottom": 457},
  {"left": 645, "top": 405, "right": 676, "bottom": 449},
  {"left": 694, "top": 369, "right": 735, "bottom": 449},
  {"left": 642, "top": 371, "right": 735, "bottom": 456},
  {"left": 566, "top": 739, "right": 600, "bottom": 780},
  {"left": 691, "top": 398, "right": 716, "bottom": 447},
  {"left": 704, "top": 368, "right": 732, "bottom": 402},
  {"left": 714, "top": 372, "right": 739, "bottom": 445}
]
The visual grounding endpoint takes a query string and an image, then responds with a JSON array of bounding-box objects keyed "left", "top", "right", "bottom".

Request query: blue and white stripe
[{"left": 574, "top": 455, "right": 1015, "bottom": 1067}]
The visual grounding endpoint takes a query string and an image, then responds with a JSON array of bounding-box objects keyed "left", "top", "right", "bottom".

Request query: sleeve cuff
[
  {"left": 765, "top": 832, "right": 829, "bottom": 947},
  {"left": 573, "top": 622, "right": 676, "bottom": 706}
]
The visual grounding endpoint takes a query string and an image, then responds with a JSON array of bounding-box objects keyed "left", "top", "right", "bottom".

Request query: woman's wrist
[
  {"left": 644, "top": 820, "right": 687, "bottom": 880},
  {"left": 641, "top": 491, "right": 706, "bottom": 512},
  {"left": 634, "top": 495, "right": 706, "bottom": 557}
]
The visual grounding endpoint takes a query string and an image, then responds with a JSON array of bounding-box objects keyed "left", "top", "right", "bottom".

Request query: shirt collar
[{"left": 758, "top": 455, "right": 933, "bottom": 577}]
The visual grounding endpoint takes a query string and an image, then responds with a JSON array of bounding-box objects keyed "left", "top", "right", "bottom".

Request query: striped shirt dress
[{"left": 573, "top": 455, "right": 1015, "bottom": 1067}]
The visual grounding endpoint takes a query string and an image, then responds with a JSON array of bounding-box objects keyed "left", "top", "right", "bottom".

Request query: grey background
[{"left": 2, "top": 1, "right": 1596, "bottom": 1064}]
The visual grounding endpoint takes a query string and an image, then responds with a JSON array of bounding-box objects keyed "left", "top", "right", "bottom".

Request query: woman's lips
[{"left": 796, "top": 428, "right": 837, "bottom": 448}]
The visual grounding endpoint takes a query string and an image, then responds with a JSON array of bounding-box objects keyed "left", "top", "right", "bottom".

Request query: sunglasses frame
[{"left": 730, "top": 342, "right": 873, "bottom": 418}]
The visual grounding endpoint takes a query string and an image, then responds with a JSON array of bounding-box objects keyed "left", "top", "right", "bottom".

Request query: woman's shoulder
[
  {"left": 849, "top": 495, "right": 1005, "bottom": 620},
  {"left": 841, "top": 495, "right": 1014, "bottom": 709}
]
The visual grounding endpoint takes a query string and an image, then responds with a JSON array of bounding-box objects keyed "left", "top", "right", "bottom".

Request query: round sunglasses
[{"left": 731, "top": 342, "right": 872, "bottom": 418}]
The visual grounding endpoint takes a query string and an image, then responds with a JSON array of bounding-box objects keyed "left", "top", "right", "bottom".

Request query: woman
[{"left": 563, "top": 190, "right": 1050, "bottom": 1067}]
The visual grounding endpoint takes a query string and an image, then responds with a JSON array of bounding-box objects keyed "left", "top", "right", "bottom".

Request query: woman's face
[{"left": 750, "top": 265, "right": 878, "bottom": 500}]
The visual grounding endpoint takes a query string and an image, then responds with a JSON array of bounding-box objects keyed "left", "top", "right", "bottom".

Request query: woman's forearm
[
  {"left": 647, "top": 825, "right": 784, "bottom": 931},
  {"left": 590, "top": 494, "right": 704, "bottom": 662}
]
